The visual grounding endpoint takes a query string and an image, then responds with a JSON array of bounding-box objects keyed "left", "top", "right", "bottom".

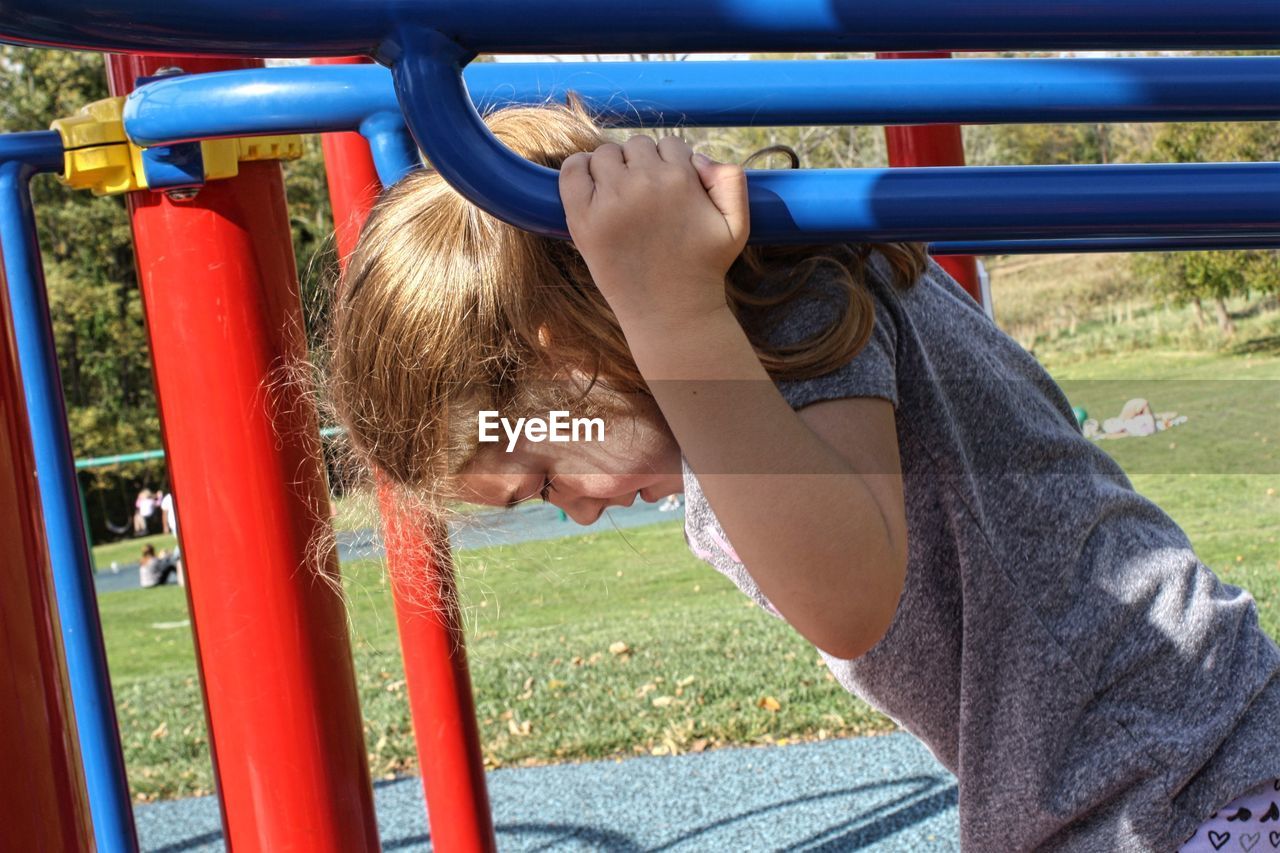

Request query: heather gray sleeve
[{"left": 768, "top": 275, "right": 900, "bottom": 411}]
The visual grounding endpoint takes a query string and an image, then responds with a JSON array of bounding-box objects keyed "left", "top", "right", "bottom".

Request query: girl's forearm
[{"left": 624, "top": 307, "right": 905, "bottom": 660}]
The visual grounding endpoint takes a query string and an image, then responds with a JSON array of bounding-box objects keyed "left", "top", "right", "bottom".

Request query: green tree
[
  {"left": 1132, "top": 118, "right": 1280, "bottom": 336},
  {"left": 281, "top": 135, "right": 337, "bottom": 345},
  {"left": 0, "top": 48, "right": 341, "bottom": 537},
  {"left": 0, "top": 47, "right": 166, "bottom": 535}
]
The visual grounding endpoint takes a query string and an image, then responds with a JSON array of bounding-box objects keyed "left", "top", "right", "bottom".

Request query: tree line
[
  {"left": 0, "top": 47, "right": 1274, "bottom": 539},
  {"left": 0, "top": 47, "right": 336, "bottom": 540}
]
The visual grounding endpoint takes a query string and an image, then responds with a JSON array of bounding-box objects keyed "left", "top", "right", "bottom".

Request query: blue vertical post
[
  {"left": 0, "top": 131, "right": 139, "bottom": 853},
  {"left": 358, "top": 110, "right": 420, "bottom": 185}
]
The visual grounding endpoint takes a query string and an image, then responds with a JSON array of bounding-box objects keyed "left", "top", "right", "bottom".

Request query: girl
[{"left": 327, "top": 103, "right": 1280, "bottom": 851}]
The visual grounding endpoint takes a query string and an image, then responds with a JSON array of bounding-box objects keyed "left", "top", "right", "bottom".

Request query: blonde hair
[{"left": 327, "top": 102, "right": 927, "bottom": 505}]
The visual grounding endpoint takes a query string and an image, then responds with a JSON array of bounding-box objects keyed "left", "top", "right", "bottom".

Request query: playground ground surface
[{"left": 134, "top": 732, "right": 959, "bottom": 852}]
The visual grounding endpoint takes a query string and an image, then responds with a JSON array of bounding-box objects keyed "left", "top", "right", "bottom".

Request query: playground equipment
[{"left": 1, "top": 5, "right": 1279, "bottom": 851}]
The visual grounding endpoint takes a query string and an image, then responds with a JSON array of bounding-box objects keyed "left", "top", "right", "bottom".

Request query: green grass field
[
  {"left": 92, "top": 533, "right": 177, "bottom": 571},
  {"left": 98, "top": 259, "right": 1280, "bottom": 801}
]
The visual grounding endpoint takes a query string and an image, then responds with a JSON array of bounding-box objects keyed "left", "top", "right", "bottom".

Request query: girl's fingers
[
  {"left": 622, "top": 134, "right": 661, "bottom": 166},
  {"left": 692, "top": 152, "right": 751, "bottom": 244},
  {"left": 559, "top": 151, "right": 595, "bottom": 213},
  {"left": 587, "top": 141, "right": 627, "bottom": 187},
  {"left": 656, "top": 135, "right": 694, "bottom": 166}
]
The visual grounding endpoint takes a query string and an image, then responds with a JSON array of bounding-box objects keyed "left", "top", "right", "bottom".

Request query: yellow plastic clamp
[
  {"left": 51, "top": 97, "right": 135, "bottom": 196},
  {"left": 51, "top": 96, "right": 304, "bottom": 197}
]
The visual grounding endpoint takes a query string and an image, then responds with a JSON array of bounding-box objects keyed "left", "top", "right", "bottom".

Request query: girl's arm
[{"left": 561, "top": 136, "right": 908, "bottom": 660}]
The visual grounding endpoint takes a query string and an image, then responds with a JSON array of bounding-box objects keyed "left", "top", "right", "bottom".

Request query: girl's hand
[{"left": 559, "top": 135, "right": 749, "bottom": 337}]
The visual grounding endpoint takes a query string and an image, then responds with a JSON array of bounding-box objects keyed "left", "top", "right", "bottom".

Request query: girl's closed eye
[{"left": 540, "top": 476, "right": 555, "bottom": 502}]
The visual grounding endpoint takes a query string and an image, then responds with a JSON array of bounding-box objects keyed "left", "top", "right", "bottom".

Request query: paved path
[
  {"left": 95, "top": 500, "right": 686, "bottom": 594},
  {"left": 135, "top": 733, "right": 958, "bottom": 852}
]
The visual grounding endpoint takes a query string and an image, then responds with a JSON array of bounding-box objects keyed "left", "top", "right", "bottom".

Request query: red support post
[
  {"left": 0, "top": 243, "right": 94, "bottom": 850},
  {"left": 381, "top": 489, "right": 498, "bottom": 853},
  {"left": 106, "top": 54, "right": 379, "bottom": 852},
  {"left": 310, "top": 57, "right": 382, "bottom": 264},
  {"left": 312, "top": 57, "right": 497, "bottom": 851},
  {"left": 876, "top": 52, "right": 984, "bottom": 304}
]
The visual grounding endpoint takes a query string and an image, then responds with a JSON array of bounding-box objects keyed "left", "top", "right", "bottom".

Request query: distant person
[
  {"left": 160, "top": 489, "right": 177, "bottom": 536},
  {"left": 138, "top": 544, "right": 182, "bottom": 588},
  {"left": 133, "top": 488, "right": 155, "bottom": 536}
]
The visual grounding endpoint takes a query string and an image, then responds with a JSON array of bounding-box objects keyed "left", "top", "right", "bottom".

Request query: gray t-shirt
[{"left": 681, "top": 252, "right": 1280, "bottom": 851}]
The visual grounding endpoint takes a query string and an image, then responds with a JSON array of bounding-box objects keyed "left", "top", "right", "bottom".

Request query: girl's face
[{"left": 450, "top": 394, "right": 684, "bottom": 525}]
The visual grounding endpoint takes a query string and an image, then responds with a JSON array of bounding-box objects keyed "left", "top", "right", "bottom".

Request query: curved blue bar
[
  {"left": 1, "top": 0, "right": 1278, "bottom": 57},
  {"left": 932, "top": 235, "right": 1280, "bottom": 255},
  {"left": 0, "top": 132, "right": 138, "bottom": 853},
  {"left": 126, "top": 58, "right": 1280, "bottom": 148},
  {"left": 391, "top": 30, "right": 1280, "bottom": 245}
]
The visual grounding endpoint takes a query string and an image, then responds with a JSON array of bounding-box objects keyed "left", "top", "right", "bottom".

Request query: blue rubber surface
[{"left": 134, "top": 733, "right": 958, "bottom": 851}]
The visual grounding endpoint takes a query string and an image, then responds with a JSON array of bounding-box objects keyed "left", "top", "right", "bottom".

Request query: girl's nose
[
  {"left": 549, "top": 486, "right": 638, "bottom": 526},
  {"left": 545, "top": 490, "right": 598, "bottom": 526}
]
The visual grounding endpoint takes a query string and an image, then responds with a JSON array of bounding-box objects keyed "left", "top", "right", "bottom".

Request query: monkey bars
[{"left": 1, "top": 0, "right": 1278, "bottom": 56}]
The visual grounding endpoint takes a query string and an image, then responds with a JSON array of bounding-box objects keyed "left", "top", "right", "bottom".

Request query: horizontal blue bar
[
  {"left": 123, "top": 58, "right": 1280, "bottom": 252},
  {"left": 125, "top": 57, "right": 1280, "bottom": 148},
  {"left": 932, "top": 235, "right": 1280, "bottom": 255},
  {"left": 0, "top": 132, "right": 139, "bottom": 852},
  {"left": 393, "top": 32, "right": 1280, "bottom": 245},
  {"left": 2, "top": 1, "right": 1279, "bottom": 56},
  {"left": 0, "top": 130, "right": 65, "bottom": 172}
]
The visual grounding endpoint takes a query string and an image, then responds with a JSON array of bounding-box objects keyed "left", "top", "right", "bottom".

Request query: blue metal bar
[
  {"left": 1, "top": 0, "right": 1278, "bottom": 57},
  {"left": 121, "top": 58, "right": 1280, "bottom": 252},
  {"left": 0, "top": 132, "right": 138, "bottom": 852},
  {"left": 358, "top": 110, "right": 421, "bottom": 186},
  {"left": 123, "top": 58, "right": 1280, "bottom": 148},
  {"left": 390, "top": 29, "right": 1280, "bottom": 245},
  {"left": 933, "top": 236, "right": 1280, "bottom": 255},
  {"left": 0, "top": 132, "right": 63, "bottom": 174}
]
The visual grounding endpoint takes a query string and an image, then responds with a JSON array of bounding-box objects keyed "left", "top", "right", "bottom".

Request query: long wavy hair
[{"left": 326, "top": 101, "right": 927, "bottom": 508}]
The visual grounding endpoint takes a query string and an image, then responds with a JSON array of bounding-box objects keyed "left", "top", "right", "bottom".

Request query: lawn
[
  {"left": 106, "top": 523, "right": 883, "bottom": 801},
  {"left": 98, "top": 261, "right": 1280, "bottom": 801},
  {"left": 92, "top": 532, "right": 177, "bottom": 571}
]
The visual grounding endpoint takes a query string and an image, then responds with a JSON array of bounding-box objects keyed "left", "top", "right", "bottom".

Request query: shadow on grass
[{"left": 1229, "top": 335, "right": 1280, "bottom": 357}]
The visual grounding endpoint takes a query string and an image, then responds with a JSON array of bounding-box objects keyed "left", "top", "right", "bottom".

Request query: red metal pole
[
  {"left": 107, "top": 54, "right": 379, "bottom": 852},
  {"left": 310, "top": 57, "right": 382, "bottom": 264},
  {"left": 876, "top": 51, "right": 983, "bottom": 304},
  {"left": 381, "top": 489, "right": 497, "bottom": 853},
  {"left": 311, "top": 58, "right": 497, "bottom": 851},
  {"left": 0, "top": 237, "right": 94, "bottom": 850}
]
